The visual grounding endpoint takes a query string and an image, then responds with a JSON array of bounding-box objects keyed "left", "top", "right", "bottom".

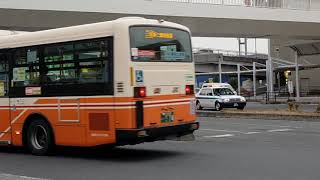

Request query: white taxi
[{"left": 196, "top": 87, "right": 246, "bottom": 111}]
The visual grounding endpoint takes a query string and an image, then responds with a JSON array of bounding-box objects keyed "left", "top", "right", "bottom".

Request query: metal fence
[
  {"left": 259, "top": 86, "right": 320, "bottom": 103},
  {"left": 160, "top": 0, "right": 315, "bottom": 11}
]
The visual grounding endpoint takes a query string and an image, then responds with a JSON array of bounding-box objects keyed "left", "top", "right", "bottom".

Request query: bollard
[
  {"left": 288, "top": 102, "right": 293, "bottom": 111},
  {"left": 288, "top": 101, "right": 299, "bottom": 112},
  {"left": 294, "top": 103, "right": 299, "bottom": 112}
]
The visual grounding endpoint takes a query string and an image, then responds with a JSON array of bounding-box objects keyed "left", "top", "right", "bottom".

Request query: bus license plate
[{"left": 161, "top": 112, "right": 174, "bottom": 123}]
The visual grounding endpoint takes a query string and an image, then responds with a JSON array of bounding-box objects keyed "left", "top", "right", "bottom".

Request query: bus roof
[{"left": 0, "top": 17, "right": 190, "bottom": 49}]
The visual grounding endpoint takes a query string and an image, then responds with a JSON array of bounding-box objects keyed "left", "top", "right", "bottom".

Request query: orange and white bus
[{"left": 0, "top": 17, "right": 199, "bottom": 155}]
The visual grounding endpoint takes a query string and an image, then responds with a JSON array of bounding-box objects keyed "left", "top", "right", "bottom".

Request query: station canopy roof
[{"left": 289, "top": 41, "right": 320, "bottom": 56}]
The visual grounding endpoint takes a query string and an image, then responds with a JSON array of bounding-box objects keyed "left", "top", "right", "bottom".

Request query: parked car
[{"left": 196, "top": 87, "right": 246, "bottom": 111}]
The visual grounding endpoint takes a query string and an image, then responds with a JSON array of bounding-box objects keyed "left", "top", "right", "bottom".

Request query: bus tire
[{"left": 26, "top": 119, "right": 54, "bottom": 156}]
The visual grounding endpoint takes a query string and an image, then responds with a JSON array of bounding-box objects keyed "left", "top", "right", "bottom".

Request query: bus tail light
[
  {"left": 185, "top": 85, "right": 194, "bottom": 95},
  {"left": 134, "top": 87, "right": 146, "bottom": 98}
]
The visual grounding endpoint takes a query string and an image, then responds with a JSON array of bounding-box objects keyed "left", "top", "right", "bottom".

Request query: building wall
[
  {"left": 195, "top": 64, "right": 217, "bottom": 73},
  {"left": 195, "top": 64, "right": 240, "bottom": 73},
  {"left": 270, "top": 38, "right": 320, "bottom": 91}
]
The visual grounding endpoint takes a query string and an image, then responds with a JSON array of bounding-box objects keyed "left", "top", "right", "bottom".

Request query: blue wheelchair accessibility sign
[{"left": 135, "top": 70, "right": 144, "bottom": 83}]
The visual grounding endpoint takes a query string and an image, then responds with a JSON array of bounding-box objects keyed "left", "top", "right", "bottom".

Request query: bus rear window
[{"left": 130, "top": 26, "right": 192, "bottom": 62}]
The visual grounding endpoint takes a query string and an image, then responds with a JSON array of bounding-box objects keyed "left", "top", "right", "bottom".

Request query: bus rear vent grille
[
  {"left": 89, "top": 113, "right": 109, "bottom": 131},
  {"left": 117, "top": 82, "right": 124, "bottom": 93}
]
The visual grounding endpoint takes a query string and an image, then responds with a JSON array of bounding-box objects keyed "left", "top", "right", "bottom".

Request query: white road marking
[
  {"left": 267, "top": 129, "right": 293, "bottom": 132},
  {"left": 200, "top": 128, "right": 295, "bottom": 139},
  {"left": 200, "top": 129, "right": 245, "bottom": 134},
  {"left": 244, "top": 132, "right": 261, "bottom": 135},
  {"left": 198, "top": 119, "right": 297, "bottom": 128},
  {"left": 203, "top": 134, "right": 234, "bottom": 138},
  {"left": 0, "top": 173, "right": 50, "bottom": 180}
]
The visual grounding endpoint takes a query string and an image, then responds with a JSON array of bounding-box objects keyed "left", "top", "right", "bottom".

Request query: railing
[
  {"left": 264, "top": 91, "right": 291, "bottom": 103},
  {"left": 263, "top": 86, "right": 320, "bottom": 103},
  {"left": 193, "top": 48, "right": 268, "bottom": 59},
  {"left": 160, "top": 0, "right": 315, "bottom": 11}
]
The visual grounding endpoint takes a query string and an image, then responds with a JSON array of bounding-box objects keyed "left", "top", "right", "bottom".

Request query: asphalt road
[{"left": 1, "top": 117, "right": 320, "bottom": 180}]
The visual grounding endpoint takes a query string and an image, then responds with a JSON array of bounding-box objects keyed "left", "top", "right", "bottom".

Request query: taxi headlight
[
  {"left": 240, "top": 97, "right": 246, "bottom": 102},
  {"left": 224, "top": 99, "right": 230, "bottom": 102}
]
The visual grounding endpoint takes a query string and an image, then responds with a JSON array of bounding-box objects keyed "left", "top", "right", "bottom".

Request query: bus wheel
[
  {"left": 196, "top": 101, "right": 203, "bottom": 110},
  {"left": 26, "top": 119, "right": 54, "bottom": 156}
]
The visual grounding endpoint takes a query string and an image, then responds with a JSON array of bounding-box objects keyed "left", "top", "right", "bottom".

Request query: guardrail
[{"left": 160, "top": 0, "right": 314, "bottom": 11}]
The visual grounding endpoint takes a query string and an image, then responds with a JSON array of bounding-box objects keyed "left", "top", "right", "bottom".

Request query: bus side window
[
  {"left": 75, "top": 40, "right": 109, "bottom": 84},
  {"left": 42, "top": 37, "right": 113, "bottom": 96},
  {"left": 0, "top": 52, "right": 8, "bottom": 96},
  {"left": 44, "top": 44, "right": 76, "bottom": 84},
  {"left": 12, "top": 48, "right": 40, "bottom": 87}
]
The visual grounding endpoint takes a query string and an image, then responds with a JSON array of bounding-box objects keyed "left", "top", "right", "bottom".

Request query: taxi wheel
[
  {"left": 196, "top": 101, "right": 203, "bottom": 110},
  {"left": 215, "top": 102, "right": 223, "bottom": 111}
]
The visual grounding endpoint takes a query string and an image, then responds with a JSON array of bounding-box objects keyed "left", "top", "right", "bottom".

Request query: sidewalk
[
  {"left": 245, "top": 102, "right": 318, "bottom": 113},
  {"left": 197, "top": 102, "right": 320, "bottom": 121},
  {"left": 247, "top": 96, "right": 320, "bottom": 104}
]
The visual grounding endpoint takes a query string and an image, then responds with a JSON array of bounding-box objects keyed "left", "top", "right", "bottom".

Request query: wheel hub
[{"left": 31, "top": 125, "right": 48, "bottom": 150}]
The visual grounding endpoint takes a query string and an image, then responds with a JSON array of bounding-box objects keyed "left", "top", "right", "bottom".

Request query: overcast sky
[{"left": 192, "top": 37, "right": 268, "bottom": 54}]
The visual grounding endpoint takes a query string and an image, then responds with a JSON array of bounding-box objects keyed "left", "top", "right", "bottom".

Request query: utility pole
[
  {"left": 267, "top": 39, "right": 274, "bottom": 94},
  {"left": 237, "top": 64, "right": 241, "bottom": 95},
  {"left": 253, "top": 62, "right": 257, "bottom": 99},
  {"left": 295, "top": 51, "right": 300, "bottom": 101}
]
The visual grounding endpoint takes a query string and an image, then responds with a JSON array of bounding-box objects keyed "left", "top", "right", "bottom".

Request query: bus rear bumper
[{"left": 116, "top": 122, "right": 199, "bottom": 145}]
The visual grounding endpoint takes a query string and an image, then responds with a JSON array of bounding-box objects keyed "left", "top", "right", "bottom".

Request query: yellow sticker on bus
[{"left": 145, "top": 30, "right": 173, "bottom": 39}]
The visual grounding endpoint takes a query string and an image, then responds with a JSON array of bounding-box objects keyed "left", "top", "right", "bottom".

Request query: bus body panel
[
  {"left": 131, "top": 64, "right": 196, "bottom": 128},
  {"left": 143, "top": 98, "right": 196, "bottom": 128},
  {"left": 7, "top": 97, "right": 118, "bottom": 147},
  {"left": 0, "top": 98, "right": 10, "bottom": 142},
  {"left": 3, "top": 95, "right": 196, "bottom": 147}
]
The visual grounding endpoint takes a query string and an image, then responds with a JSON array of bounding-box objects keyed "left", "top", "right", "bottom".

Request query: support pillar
[
  {"left": 237, "top": 64, "right": 241, "bottom": 95},
  {"left": 253, "top": 62, "right": 257, "bottom": 99},
  {"left": 218, "top": 57, "right": 222, "bottom": 83},
  {"left": 268, "top": 39, "right": 274, "bottom": 94},
  {"left": 295, "top": 51, "right": 300, "bottom": 101}
]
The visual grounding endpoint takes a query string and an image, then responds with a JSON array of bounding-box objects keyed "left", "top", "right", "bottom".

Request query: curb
[{"left": 197, "top": 111, "right": 320, "bottom": 121}]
